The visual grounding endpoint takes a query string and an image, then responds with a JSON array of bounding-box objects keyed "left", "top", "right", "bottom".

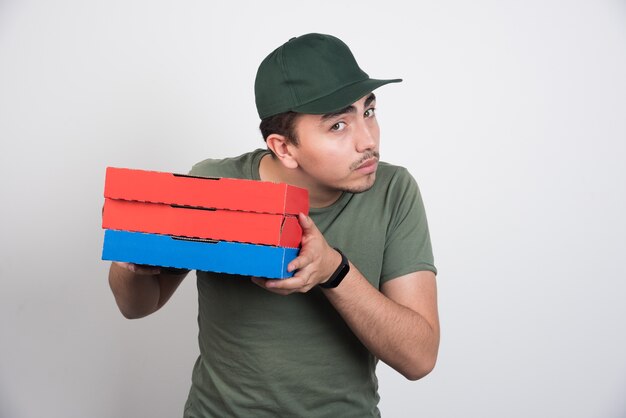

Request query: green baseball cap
[{"left": 255, "top": 33, "right": 402, "bottom": 119}]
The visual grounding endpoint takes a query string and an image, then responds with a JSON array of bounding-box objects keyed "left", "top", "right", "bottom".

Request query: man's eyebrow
[
  {"left": 364, "top": 93, "right": 376, "bottom": 108},
  {"left": 320, "top": 105, "right": 355, "bottom": 121},
  {"left": 320, "top": 93, "right": 377, "bottom": 121}
]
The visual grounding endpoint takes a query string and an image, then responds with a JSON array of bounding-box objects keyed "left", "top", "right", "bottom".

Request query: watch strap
[{"left": 319, "top": 248, "right": 350, "bottom": 289}]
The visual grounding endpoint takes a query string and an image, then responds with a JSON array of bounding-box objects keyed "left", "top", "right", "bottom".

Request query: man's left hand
[{"left": 251, "top": 213, "right": 342, "bottom": 295}]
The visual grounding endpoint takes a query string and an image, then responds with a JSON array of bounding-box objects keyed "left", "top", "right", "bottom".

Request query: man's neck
[{"left": 259, "top": 153, "right": 342, "bottom": 209}]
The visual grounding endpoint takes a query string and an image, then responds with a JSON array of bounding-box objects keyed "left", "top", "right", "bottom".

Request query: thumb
[{"left": 298, "top": 212, "right": 315, "bottom": 233}]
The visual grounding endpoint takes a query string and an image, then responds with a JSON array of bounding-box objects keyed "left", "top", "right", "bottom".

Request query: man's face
[{"left": 290, "top": 93, "right": 380, "bottom": 195}]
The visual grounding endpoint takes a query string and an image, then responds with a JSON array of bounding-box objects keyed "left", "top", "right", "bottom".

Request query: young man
[{"left": 109, "top": 33, "right": 439, "bottom": 417}]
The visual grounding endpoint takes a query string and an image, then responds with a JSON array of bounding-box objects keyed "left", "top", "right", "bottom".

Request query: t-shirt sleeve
[{"left": 380, "top": 168, "right": 437, "bottom": 284}]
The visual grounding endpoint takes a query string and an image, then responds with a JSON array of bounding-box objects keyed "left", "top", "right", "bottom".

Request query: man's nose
[{"left": 355, "top": 121, "right": 377, "bottom": 152}]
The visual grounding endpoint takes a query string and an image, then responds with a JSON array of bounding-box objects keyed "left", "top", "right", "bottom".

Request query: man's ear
[{"left": 266, "top": 134, "right": 298, "bottom": 169}]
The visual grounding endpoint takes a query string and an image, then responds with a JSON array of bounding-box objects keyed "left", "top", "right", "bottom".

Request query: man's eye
[
  {"left": 364, "top": 108, "right": 376, "bottom": 118},
  {"left": 331, "top": 122, "right": 346, "bottom": 131}
]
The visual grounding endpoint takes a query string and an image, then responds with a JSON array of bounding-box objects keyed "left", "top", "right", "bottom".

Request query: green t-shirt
[{"left": 184, "top": 149, "right": 436, "bottom": 418}]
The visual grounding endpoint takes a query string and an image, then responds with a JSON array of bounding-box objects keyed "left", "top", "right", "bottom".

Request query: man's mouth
[
  {"left": 357, "top": 158, "right": 377, "bottom": 170},
  {"left": 351, "top": 152, "right": 380, "bottom": 171}
]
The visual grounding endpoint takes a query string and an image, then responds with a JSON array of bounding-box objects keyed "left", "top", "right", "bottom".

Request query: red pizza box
[
  {"left": 104, "top": 167, "right": 308, "bottom": 216},
  {"left": 102, "top": 198, "right": 302, "bottom": 247}
]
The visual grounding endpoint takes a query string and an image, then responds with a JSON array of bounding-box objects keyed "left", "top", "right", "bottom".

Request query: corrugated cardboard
[
  {"left": 102, "top": 230, "right": 298, "bottom": 279},
  {"left": 104, "top": 167, "right": 309, "bottom": 216},
  {"left": 102, "top": 198, "right": 302, "bottom": 247}
]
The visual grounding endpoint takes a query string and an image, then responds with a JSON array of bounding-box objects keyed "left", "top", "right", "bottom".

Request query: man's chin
[{"left": 340, "top": 175, "right": 377, "bottom": 194}]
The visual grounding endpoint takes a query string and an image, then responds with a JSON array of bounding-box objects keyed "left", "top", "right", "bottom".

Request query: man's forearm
[
  {"left": 250, "top": 213, "right": 439, "bottom": 379},
  {"left": 322, "top": 266, "right": 439, "bottom": 380},
  {"left": 108, "top": 263, "right": 186, "bottom": 319}
]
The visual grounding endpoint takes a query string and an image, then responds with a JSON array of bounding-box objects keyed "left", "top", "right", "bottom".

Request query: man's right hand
[{"left": 114, "top": 262, "right": 162, "bottom": 275}]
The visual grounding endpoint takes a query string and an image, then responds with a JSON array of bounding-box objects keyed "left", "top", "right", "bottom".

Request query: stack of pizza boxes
[{"left": 101, "top": 167, "right": 308, "bottom": 279}]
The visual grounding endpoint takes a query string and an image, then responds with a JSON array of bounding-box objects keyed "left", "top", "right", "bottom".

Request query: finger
[
  {"left": 266, "top": 275, "right": 310, "bottom": 291},
  {"left": 298, "top": 212, "right": 318, "bottom": 235},
  {"left": 115, "top": 261, "right": 137, "bottom": 272},
  {"left": 127, "top": 263, "right": 161, "bottom": 275},
  {"left": 266, "top": 288, "right": 294, "bottom": 296},
  {"left": 287, "top": 253, "right": 312, "bottom": 273},
  {"left": 252, "top": 277, "right": 295, "bottom": 295},
  {"left": 250, "top": 277, "right": 267, "bottom": 288}
]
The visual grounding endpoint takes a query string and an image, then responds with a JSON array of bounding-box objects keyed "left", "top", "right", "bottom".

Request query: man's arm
[
  {"left": 252, "top": 214, "right": 440, "bottom": 380},
  {"left": 108, "top": 262, "right": 188, "bottom": 319},
  {"left": 323, "top": 269, "right": 439, "bottom": 380}
]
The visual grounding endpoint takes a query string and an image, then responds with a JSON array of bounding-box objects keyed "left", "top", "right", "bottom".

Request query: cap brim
[{"left": 291, "top": 78, "right": 402, "bottom": 115}]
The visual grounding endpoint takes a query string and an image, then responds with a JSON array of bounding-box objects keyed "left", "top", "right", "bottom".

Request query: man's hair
[{"left": 259, "top": 111, "right": 301, "bottom": 150}]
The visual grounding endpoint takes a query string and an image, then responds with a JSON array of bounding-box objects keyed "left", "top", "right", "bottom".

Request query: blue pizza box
[{"left": 102, "top": 229, "right": 298, "bottom": 279}]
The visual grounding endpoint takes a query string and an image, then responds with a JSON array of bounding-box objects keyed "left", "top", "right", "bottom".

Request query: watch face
[{"left": 336, "top": 264, "right": 350, "bottom": 280}]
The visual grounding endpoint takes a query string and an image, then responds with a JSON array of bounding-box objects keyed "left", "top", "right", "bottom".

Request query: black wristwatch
[{"left": 319, "top": 248, "right": 350, "bottom": 289}]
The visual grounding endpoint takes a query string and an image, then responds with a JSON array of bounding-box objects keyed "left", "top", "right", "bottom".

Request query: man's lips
[
  {"left": 355, "top": 158, "right": 378, "bottom": 173},
  {"left": 358, "top": 158, "right": 377, "bottom": 168}
]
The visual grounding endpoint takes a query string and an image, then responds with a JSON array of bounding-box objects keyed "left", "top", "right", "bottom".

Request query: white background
[{"left": 1, "top": 1, "right": 625, "bottom": 417}]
